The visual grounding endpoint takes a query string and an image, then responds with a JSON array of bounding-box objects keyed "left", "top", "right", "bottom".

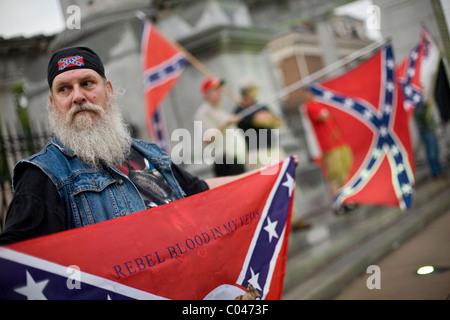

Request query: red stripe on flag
[{"left": 141, "top": 22, "right": 187, "bottom": 148}]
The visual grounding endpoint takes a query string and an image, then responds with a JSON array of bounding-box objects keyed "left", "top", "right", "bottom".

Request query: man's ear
[{"left": 106, "top": 79, "right": 114, "bottom": 95}]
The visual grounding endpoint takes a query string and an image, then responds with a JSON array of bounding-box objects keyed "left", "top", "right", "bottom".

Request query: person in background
[
  {"left": 234, "top": 79, "right": 309, "bottom": 230},
  {"left": 303, "top": 89, "right": 354, "bottom": 214},
  {"left": 234, "top": 79, "right": 284, "bottom": 171},
  {"left": 195, "top": 77, "right": 246, "bottom": 177},
  {"left": 413, "top": 99, "right": 444, "bottom": 179}
]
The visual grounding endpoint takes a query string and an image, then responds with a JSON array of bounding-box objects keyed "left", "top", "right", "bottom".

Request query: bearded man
[{"left": 0, "top": 47, "right": 245, "bottom": 245}]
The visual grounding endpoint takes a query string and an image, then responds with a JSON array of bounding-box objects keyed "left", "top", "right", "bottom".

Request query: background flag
[
  {"left": 397, "top": 43, "right": 424, "bottom": 114},
  {"left": 418, "top": 28, "right": 441, "bottom": 103},
  {"left": 141, "top": 21, "right": 188, "bottom": 151},
  {"left": 308, "top": 43, "right": 415, "bottom": 210},
  {"left": 397, "top": 27, "right": 444, "bottom": 119},
  {"left": 0, "top": 158, "right": 295, "bottom": 300}
]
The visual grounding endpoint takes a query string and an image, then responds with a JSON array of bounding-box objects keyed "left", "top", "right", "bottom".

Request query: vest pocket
[
  {"left": 70, "top": 174, "right": 121, "bottom": 226},
  {"left": 72, "top": 173, "right": 117, "bottom": 195}
]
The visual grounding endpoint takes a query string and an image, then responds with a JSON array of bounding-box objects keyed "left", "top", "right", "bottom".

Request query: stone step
[{"left": 282, "top": 166, "right": 450, "bottom": 299}]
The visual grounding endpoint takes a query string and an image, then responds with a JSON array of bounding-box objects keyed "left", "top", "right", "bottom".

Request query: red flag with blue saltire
[
  {"left": 308, "top": 43, "right": 415, "bottom": 211},
  {"left": 0, "top": 158, "right": 295, "bottom": 300},
  {"left": 397, "top": 43, "right": 423, "bottom": 115},
  {"left": 141, "top": 21, "right": 188, "bottom": 151},
  {"left": 397, "top": 27, "right": 441, "bottom": 115}
]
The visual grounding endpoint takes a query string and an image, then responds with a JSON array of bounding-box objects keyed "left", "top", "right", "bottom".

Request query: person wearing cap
[
  {"left": 195, "top": 77, "right": 246, "bottom": 177},
  {"left": 234, "top": 79, "right": 284, "bottom": 171},
  {"left": 302, "top": 88, "right": 354, "bottom": 214},
  {"left": 0, "top": 47, "right": 258, "bottom": 245},
  {"left": 233, "top": 80, "right": 309, "bottom": 231}
]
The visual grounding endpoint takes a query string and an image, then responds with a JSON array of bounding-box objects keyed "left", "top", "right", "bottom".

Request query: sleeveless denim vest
[{"left": 13, "top": 137, "right": 186, "bottom": 229}]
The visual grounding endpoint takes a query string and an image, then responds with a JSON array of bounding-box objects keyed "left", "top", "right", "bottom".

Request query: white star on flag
[
  {"left": 344, "top": 98, "right": 354, "bottom": 108},
  {"left": 248, "top": 267, "right": 262, "bottom": 291},
  {"left": 264, "top": 217, "right": 279, "bottom": 243},
  {"left": 281, "top": 173, "right": 294, "bottom": 197},
  {"left": 14, "top": 271, "right": 48, "bottom": 300}
]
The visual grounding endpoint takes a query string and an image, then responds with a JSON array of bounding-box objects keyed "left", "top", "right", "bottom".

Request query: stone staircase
[{"left": 282, "top": 163, "right": 450, "bottom": 299}]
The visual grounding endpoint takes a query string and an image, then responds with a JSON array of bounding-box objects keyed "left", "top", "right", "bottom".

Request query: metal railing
[{"left": 0, "top": 122, "right": 52, "bottom": 232}]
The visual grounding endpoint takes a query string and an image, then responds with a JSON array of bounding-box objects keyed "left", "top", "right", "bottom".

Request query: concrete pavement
[
  {"left": 334, "top": 209, "right": 450, "bottom": 299},
  {"left": 282, "top": 162, "right": 450, "bottom": 299}
]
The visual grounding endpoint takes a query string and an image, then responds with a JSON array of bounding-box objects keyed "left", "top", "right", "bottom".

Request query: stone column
[{"left": 315, "top": 14, "right": 340, "bottom": 75}]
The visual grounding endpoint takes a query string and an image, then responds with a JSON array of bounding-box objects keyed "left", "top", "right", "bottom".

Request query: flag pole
[{"left": 136, "top": 11, "right": 241, "bottom": 104}]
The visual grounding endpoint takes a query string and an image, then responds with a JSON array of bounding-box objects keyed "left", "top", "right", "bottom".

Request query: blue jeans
[{"left": 419, "top": 130, "right": 442, "bottom": 177}]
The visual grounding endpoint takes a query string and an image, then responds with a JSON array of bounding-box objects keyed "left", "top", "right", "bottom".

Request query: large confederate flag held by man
[
  {"left": 0, "top": 158, "right": 295, "bottom": 300},
  {"left": 309, "top": 43, "right": 415, "bottom": 210}
]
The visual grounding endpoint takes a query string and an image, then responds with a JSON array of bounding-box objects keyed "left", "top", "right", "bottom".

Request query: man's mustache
[{"left": 68, "top": 103, "right": 103, "bottom": 121}]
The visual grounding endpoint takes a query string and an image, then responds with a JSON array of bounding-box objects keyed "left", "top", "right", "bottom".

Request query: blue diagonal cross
[
  {"left": 399, "top": 45, "right": 423, "bottom": 108},
  {"left": 143, "top": 54, "right": 188, "bottom": 90},
  {"left": 309, "top": 44, "right": 414, "bottom": 210},
  {"left": 58, "top": 55, "right": 84, "bottom": 71}
]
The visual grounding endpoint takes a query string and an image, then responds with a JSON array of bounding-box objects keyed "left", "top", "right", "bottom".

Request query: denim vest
[{"left": 14, "top": 137, "right": 186, "bottom": 229}]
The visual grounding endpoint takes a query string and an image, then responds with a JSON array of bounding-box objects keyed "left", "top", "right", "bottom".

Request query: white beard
[{"left": 48, "top": 91, "right": 132, "bottom": 168}]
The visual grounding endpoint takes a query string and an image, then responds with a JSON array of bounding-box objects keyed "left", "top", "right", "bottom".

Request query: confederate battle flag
[
  {"left": 141, "top": 21, "right": 188, "bottom": 151},
  {"left": 397, "top": 27, "right": 441, "bottom": 115},
  {"left": 308, "top": 43, "right": 415, "bottom": 210},
  {"left": 0, "top": 158, "right": 295, "bottom": 300}
]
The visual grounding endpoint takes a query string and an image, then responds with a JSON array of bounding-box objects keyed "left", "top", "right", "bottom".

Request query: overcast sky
[
  {"left": 0, "top": 0, "right": 378, "bottom": 39},
  {"left": 0, "top": 0, "right": 64, "bottom": 38}
]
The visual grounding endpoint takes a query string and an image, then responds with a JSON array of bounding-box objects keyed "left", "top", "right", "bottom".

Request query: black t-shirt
[
  {"left": 116, "top": 148, "right": 182, "bottom": 208},
  {"left": 0, "top": 151, "right": 209, "bottom": 245},
  {"left": 234, "top": 104, "right": 273, "bottom": 150}
]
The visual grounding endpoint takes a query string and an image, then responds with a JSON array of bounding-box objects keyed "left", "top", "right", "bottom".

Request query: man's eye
[{"left": 58, "top": 87, "right": 67, "bottom": 93}]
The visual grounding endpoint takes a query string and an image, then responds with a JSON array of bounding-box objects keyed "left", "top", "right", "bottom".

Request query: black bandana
[{"left": 47, "top": 46, "right": 106, "bottom": 88}]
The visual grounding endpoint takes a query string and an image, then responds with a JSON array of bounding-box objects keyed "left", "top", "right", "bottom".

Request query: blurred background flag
[
  {"left": 308, "top": 43, "right": 415, "bottom": 210},
  {"left": 397, "top": 27, "right": 449, "bottom": 122},
  {"left": 418, "top": 28, "right": 440, "bottom": 102},
  {"left": 397, "top": 43, "right": 424, "bottom": 115},
  {"left": 141, "top": 21, "right": 188, "bottom": 151}
]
